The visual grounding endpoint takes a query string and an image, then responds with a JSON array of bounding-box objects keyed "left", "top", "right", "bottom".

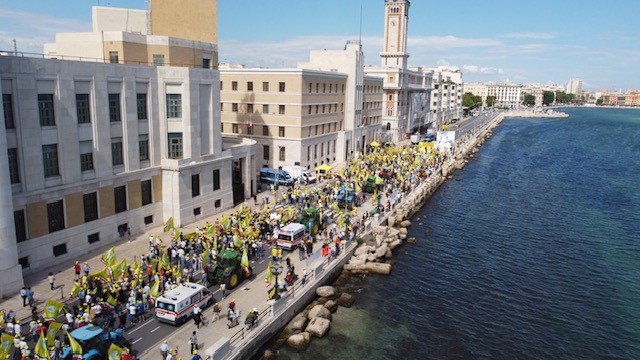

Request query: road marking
[
  {"left": 132, "top": 338, "right": 143, "bottom": 344},
  {"left": 150, "top": 326, "right": 161, "bottom": 333},
  {"left": 128, "top": 319, "right": 156, "bottom": 334}
]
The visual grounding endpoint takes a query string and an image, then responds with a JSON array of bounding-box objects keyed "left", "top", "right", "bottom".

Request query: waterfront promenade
[{"left": 0, "top": 112, "right": 504, "bottom": 359}]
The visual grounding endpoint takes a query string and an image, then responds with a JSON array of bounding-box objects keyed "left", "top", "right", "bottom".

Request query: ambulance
[{"left": 154, "top": 282, "right": 213, "bottom": 325}]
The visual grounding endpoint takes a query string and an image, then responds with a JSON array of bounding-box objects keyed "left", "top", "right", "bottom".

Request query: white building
[
  {"left": 425, "top": 66, "right": 463, "bottom": 125},
  {"left": 521, "top": 85, "right": 544, "bottom": 107},
  {"left": 364, "top": 0, "right": 435, "bottom": 143},
  {"left": 566, "top": 78, "right": 583, "bottom": 95}
]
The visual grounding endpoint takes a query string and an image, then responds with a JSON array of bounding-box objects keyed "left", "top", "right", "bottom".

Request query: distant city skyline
[{"left": 1, "top": 0, "right": 639, "bottom": 91}]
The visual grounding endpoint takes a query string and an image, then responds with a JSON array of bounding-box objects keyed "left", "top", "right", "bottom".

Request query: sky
[{"left": 1, "top": 0, "right": 639, "bottom": 92}]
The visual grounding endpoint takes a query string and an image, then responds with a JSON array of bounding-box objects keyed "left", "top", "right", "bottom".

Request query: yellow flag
[
  {"left": 34, "top": 332, "right": 49, "bottom": 360},
  {"left": 265, "top": 262, "right": 274, "bottom": 284},
  {"left": 108, "top": 343, "right": 123, "bottom": 360},
  {"left": 46, "top": 322, "right": 63, "bottom": 346},
  {"left": 163, "top": 217, "right": 174, "bottom": 233},
  {"left": 66, "top": 331, "right": 82, "bottom": 356},
  {"left": 107, "top": 295, "right": 118, "bottom": 307},
  {"left": 241, "top": 247, "right": 249, "bottom": 269},
  {"left": 43, "top": 299, "right": 65, "bottom": 320},
  {"left": 150, "top": 279, "right": 161, "bottom": 298},
  {"left": 0, "top": 333, "right": 13, "bottom": 355},
  {"left": 102, "top": 247, "right": 117, "bottom": 266}
]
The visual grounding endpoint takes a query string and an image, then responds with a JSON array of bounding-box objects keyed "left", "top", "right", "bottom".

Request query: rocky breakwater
[{"left": 263, "top": 285, "right": 356, "bottom": 355}]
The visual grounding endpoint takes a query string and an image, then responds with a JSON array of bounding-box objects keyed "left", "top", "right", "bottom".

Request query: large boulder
[
  {"left": 400, "top": 220, "right": 412, "bottom": 228},
  {"left": 308, "top": 304, "right": 332, "bottom": 320},
  {"left": 374, "top": 244, "right": 389, "bottom": 259},
  {"left": 371, "top": 225, "right": 387, "bottom": 235},
  {"left": 288, "top": 313, "right": 309, "bottom": 332},
  {"left": 398, "top": 227, "right": 408, "bottom": 235},
  {"left": 286, "top": 332, "right": 311, "bottom": 351},
  {"left": 365, "top": 262, "right": 392, "bottom": 275},
  {"left": 388, "top": 239, "right": 403, "bottom": 250},
  {"left": 315, "top": 286, "right": 336, "bottom": 298},
  {"left": 323, "top": 300, "right": 338, "bottom": 313},
  {"left": 354, "top": 245, "right": 372, "bottom": 257},
  {"left": 387, "top": 215, "right": 396, "bottom": 227},
  {"left": 262, "top": 349, "right": 277, "bottom": 360},
  {"left": 336, "top": 293, "right": 355, "bottom": 308},
  {"left": 387, "top": 227, "right": 400, "bottom": 238},
  {"left": 385, "top": 248, "right": 393, "bottom": 259},
  {"left": 366, "top": 254, "right": 378, "bottom": 262},
  {"left": 305, "top": 317, "right": 331, "bottom": 338}
]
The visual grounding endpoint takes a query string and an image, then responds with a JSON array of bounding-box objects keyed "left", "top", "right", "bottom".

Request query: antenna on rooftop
[
  {"left": 359, "top": 4, "right": 363, "bottom": 43},
  {"left": 12, "top": 39, "right": 17, "bottom": 55}
]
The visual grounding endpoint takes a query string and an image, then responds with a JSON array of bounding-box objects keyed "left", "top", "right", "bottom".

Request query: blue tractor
[{"left": 60, "top": 325, "right": 130, "bottom": 360}]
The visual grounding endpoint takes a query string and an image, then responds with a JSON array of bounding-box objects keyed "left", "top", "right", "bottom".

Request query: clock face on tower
[{"left": 388, "top": 18, "right": 399, "bottom": 51}]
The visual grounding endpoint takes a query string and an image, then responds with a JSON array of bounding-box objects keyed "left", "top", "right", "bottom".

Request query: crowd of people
[{"left": 0, "top": 142, "right": 450, "bottom": 360}]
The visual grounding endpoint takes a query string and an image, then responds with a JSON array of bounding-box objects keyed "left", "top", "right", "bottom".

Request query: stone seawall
[{"left": 222, "top": 112, "right": 506, "bottom": 360}]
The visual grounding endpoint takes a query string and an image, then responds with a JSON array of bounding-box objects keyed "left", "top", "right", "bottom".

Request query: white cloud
[
  {"left": 408, "top": 35, "right": 502, "bottom": 50},
  {"left": 501, "top": 32, "right": 555, "bottom": 40},
  {"left": 462, "top": 65, "right": 504, "bottom": 75}
]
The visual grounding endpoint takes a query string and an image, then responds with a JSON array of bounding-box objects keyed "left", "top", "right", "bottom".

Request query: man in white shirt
[{"left": 65, "top": 312, "right": 74, "bottom": 330}]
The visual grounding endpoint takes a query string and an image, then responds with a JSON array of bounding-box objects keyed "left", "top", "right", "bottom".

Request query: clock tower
[{"left": 381, "top": 0, "right": 410, "bottom": 69}]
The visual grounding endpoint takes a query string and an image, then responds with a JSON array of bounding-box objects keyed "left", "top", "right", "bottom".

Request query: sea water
[{"left": 278, "top": 107, "right": 640, "bottom": 360}]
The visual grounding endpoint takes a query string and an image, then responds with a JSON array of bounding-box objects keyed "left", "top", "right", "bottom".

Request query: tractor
[
  {"left": 60, "top": 325, "right": 130, "bottom": 360},
  {"left": 298, "top": 207, "right": 327, "bottom": 235},
  {"left": 337, "top": 187, "right": 363, "bottom": 210},
  {"left": 207, "top": 249, "right": 253, "bottom": 290}
]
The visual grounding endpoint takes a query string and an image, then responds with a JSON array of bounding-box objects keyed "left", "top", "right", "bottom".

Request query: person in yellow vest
[
  {"left": 277, "top": 248, "right": 283, "bottom": 262},
  {"left": 271, "top": 247, "right": 278, "bottom": 262}
]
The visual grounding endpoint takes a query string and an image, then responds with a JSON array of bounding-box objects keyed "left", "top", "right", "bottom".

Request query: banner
[
  {"left": 102, "top": 247, "right": 117, "bottom": 266},
  {"left": 34, "top": 332, "right": 49, "bottom": 360},
  {"left": 43, "top": 299, "right": 65, "bottom": 320},
  {"left": 46, "top": 322, "right": 63, "bottom": 347},
  {"left": 66, "top": 331, "right": 83, "bottom": 357},
  {"left": 108, "top": 343, "right": 123, "bottom": 360},
  {"left": 0, "top": 333, "right": 13, "bottom": 355}
]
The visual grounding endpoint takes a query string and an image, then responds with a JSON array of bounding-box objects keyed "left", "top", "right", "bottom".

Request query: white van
[
  {"left": 277, "top": 223, "right": 308, "bottom": 251},
  {"left": 155, "top": 282, "right": 213, "bottom": 325},
  {"left": 282, "top": 166, "right": 317, "bottom": 184}
]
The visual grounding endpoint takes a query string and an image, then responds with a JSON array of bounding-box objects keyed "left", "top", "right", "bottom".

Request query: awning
[
  {"left": 315, "top": 163, "right": 332, "bottom": 172},
  {"left": 370, "top": 140, "right": 381, "bottom": 147}
]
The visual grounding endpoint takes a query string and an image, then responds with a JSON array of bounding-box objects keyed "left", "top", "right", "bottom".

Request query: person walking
[
  {"left": 74, "top": 261, "right": 81, "bottom": 281},
  {"left": 220, "top": 283, "right": 226, "bottom": 299},
  {"left": 193, "top": 311, "right": 202, "bottom": 329},
  {"left": 189, "top": 331, "right": 198, "bottom": 353},
  {"left": 26, "top": 288, "right": 34, "bottom": 307},
  {"left": 82, "top": 262, "right": 90, "bottom": 277},
  {"left": 159, "top": 340, "right": 169, "bottom": 359},
  {"left": 48, "top": 273, "right": 56, "bottom": 290},
  {"left": 20, "top": 287, "right": 27, "bottom": 307}
]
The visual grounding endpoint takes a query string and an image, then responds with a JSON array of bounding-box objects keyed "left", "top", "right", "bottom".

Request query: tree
[
  {"left": 522, "top": 94, "right": 536, "bottom": 106},
  {"left": 543, "top": 91, "right": 555, "bottom": 105},
  {"left": 462, "top": 92, "right": 483, "bottom": 109},
  {"left": 486, "top": 96, "right": 496, "bottom": 107},
  {"left": 555, "top": 91, "right": 575, "bottom": 104},
  {"left": 596, "top": 97, "right": 603, "bottom": 105}
]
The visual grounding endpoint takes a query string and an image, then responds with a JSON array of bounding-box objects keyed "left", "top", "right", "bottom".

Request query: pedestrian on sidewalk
[
  {"left": 74, "top": 261, "right": 81, "bottom": 280},
  {"left": 20, "top": 287, "right": 27, "bottom": 307},
  {"left": 26, "top": 288, "right": 34, "bottom": 307},
  {"left": 212, "top": 302, "right": 221, "bottom": 322},
  {"left": 48, "top": 272, "right": 55, "bottom": 290},
  {"left": 82, "top": 262, "right": 90, "bottom": 277},
  {"left": 160, "top": 341, "right": 169, "bottom": 359},
  {"left": 189, "top": 331, "right": 198, "bottom": 353},
  {"left": 301, "top": 268, "right": 307, "bottom": 285}
]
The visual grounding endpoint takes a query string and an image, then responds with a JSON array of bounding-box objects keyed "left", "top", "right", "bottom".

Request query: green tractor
[
  {"left": 298, "top": 207, "right": 327, "bottom": 235},
  {"left": 207, "top": 249, "right": 253, "bottom": 290}
]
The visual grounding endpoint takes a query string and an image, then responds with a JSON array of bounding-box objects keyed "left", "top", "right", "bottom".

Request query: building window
[
  {"left": 7, "top": 148, "right": 19, "bottom": 184},
  {"left": 212, "top": 169, "right": 221, "bottom": 190},
  {"left": 109, "top": 51, "right": 119, "bottom": 63},
  {"left": 53, "top": 243, "right": 68, "bottom": 257},
  {"left": 232, "top": 103, "right": 238, "bottom": 112},
  {"left": 232, "top": 81, "right": 238, "bottom": 91},
  {"left": 141, "top": 179, "right": 152, "bottom": 206},
  {"left": 279, "top": 146, "right": 285, "bottom": 161},
  {"left": 262, "top": 126, "right": 269, "bottom": 136},
  {"left": 193, "top": 207, "right": 201, "bottom": 216},
  {"left": 247, "top": 124, "right": 253, "bottom": 135},
  {"left": 114, "top": 185, "right": 127, "bottom": 213},
  {"left": 308, "top": 83, "right": 312, "bottom": 93},
  {"left": 247, "top": 82, "right": 253, "bottom": 91},
  {"left": 152, "top": 54, "right": 165, "bottom": 66},
  {"left": 263, "top": 145, "right": 270, "bottom": 160},
  {"left": 166, "top": 94, "right": 182, "bottom": 118},
  {"left": 322, "top": 105, "right": 326, "bottom": 113},
  {"left": 38, "top": 94, "right": 55, "bottom": 126},
  {"left": 75, "top": 94, "right": 91, "bottom": 124},
  {"left": 139, "top": 137, "right": 149, "bottom": 162},
  {"left": 202, "top": 58, "right": 210, "bottom": 69},
  {"left": 279, "top": 126, "right": 285, "bottom": 137},
  {"left": 14, "top": 210, "right": 27, "bottom": 243},
  {"left": 307, "top": 146, "right": 311, "bottom": 161},
  {"left": 144, "top": 215, "right": 153, "bottom": 225},
  {"left": 3, "top": 94, "right": 14, "bottom": 129},
  {"left": 232, "top": 124, "right": 239, "bottom": 133},
  {"left": 19, "top": 256, "right": 30, "bottom": 269},
  {"left": 109, "top": 93, "right": 121, "bottom": 122},
  {"left": 111, "top": 140, "right": 124, "bottom": 166},
  {"left": 262, "top": 82, "right": 269, "bottom": 92},
  {"left": 247, "top": 104, "right": 253, "bottom": 113},
  {"left": 279, "top": 105, "right": 285, "bottom": 115},
  {"left": 323, "top": 84, "right": 326, "bottom": 93},
  {"left": 80, "top": 152, "right": 94, "bottom": 172},
  {"left": 262, "top": 104, "right": 269, "bottom": 113},
  {"left": 192, "top": 174, "right": 200, "bottom": 197},
  {"left": 308, "top": 106, "right": 312, "bottom": 115},
  {"left": 220, "top": 81, "right": 223, "bottom": 90},
  {"left": 83, "top": 192, "right": 98, "bottom": 223},
  {"left": 314, "top": 144, "right": 317, "bottom": 158},
  {"left": 137, "top": 93, "right": 148, "bottom": 120},
  {"left": 168, "top": 133, "right": 183, "bottom": 159},
  {"left": 88, "top": 233, "right": 100, "bottom": 244},
  {"left": 42, "top": 144, "right": 59, "bottom": 178},
  {"left": 47, "top": 200, "right": 65, "bottom": 233},
  {"left": 220, "top": 103, "right": 224, "bottom": 111},
  {"left": 316, "top": 83, "right": 319, "bottom": 93},
  {"left": 321, "top": 143, "right": 324, "bottom": 156},
  {"left": 215, "top": 199, "right": 221, "bottom": 208},
  {"left": 279, "top": 82, "right": 286, "bottom": 92}
]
